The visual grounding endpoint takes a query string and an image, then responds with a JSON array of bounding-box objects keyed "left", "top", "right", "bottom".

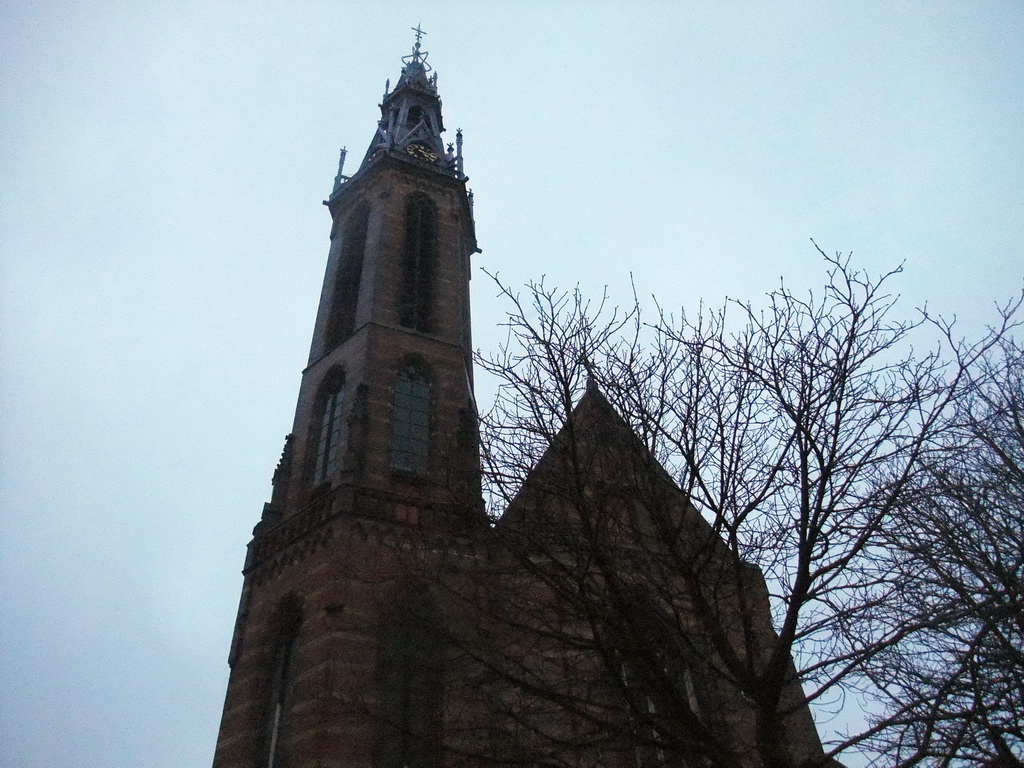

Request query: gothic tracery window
[
  {"left": 326, "top": 204, "right": 369, "bottom": 349},
  {"left": 313, "top": 376, "right": 345, "bottom": 485},
  {"left": 398, "top": 194, "right": 437, "bottom": 332},
  {"left": 390, "top": 363, "right": 430, "bottom": 475}
]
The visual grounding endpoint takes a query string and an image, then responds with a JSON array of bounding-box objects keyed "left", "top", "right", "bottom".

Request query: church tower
[
  {"left": 212, "top": 33, "right": 482, "bottom": 768},
  {"left": 213, "top": 31, "right": 839, "bottom": 768}
]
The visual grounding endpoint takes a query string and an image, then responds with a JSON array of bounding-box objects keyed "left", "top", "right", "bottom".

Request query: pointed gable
[
  {"left": 495, "top": 382, "right": 832, "bottom": 768},
  {"left": 500, "top": 380, "right": 719, "bottom": 560}
]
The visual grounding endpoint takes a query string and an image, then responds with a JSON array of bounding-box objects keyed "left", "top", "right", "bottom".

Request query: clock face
[{"left": 405, "top": 142, "right": 437, "bottom": 162}]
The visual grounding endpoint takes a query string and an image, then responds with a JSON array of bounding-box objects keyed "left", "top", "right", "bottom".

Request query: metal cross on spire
[{"left": 402, "top": 23, "right": 431, "bottom": 74}]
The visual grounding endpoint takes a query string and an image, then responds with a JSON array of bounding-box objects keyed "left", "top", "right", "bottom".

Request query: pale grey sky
[{"left": 2, "top": 3, "right": 1022, "bottom": 766}]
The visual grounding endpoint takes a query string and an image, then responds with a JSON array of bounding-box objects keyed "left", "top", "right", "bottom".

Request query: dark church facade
[{"left": 212, "top": 37, "right": 836, "bottom": 768}]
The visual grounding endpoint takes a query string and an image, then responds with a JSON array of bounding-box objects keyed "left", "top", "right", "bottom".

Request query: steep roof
[{"left": 499, "top": 379, "right": 718, "bottom": 557}]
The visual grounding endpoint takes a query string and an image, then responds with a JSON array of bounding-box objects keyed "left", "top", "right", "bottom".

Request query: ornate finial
[
  {"left": 402, "top": 24, "right": 431, "bottom": 75},
  {"left": 332, "top": 147, "right": 348, "bottom": 193}
]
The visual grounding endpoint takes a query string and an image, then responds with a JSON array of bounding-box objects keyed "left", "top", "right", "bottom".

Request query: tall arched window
[
  {"left": 265, "top": 635, "right": 297, "bottom": 768},
  {"left": 398, "top": 194, "right": 436, "bottom": 332},
  {"left": 326, "top": 204, "right": 370, "bottom": 349},
  {"left": 313, "top": 376, "right": 345, "bottom": 485},
  {"left": 377, "top": 584, "right": 442, "bottom": 768},
  {"left": 263, "top": 595, "right": 302, "bottom": 768},
  {"left": 390, "top": 364, "right": 430, "bottom": 475}
]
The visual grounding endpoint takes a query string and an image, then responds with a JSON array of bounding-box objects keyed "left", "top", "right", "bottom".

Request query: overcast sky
[{"left": 2, "top": 3, "right": 1022, "bottom": 767}]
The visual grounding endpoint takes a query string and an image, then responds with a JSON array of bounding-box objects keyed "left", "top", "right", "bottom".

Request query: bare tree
[
  {"left": 434, "top": 248, "right": 1019, "bottom": 768},
  {"left": 860, "top": 339, "right": 1024, "bottom": 767}
]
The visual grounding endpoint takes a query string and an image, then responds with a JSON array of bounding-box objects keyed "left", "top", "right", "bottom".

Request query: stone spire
[{"left": 353, "top": 27, "right": 460, "bottom": 178}]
